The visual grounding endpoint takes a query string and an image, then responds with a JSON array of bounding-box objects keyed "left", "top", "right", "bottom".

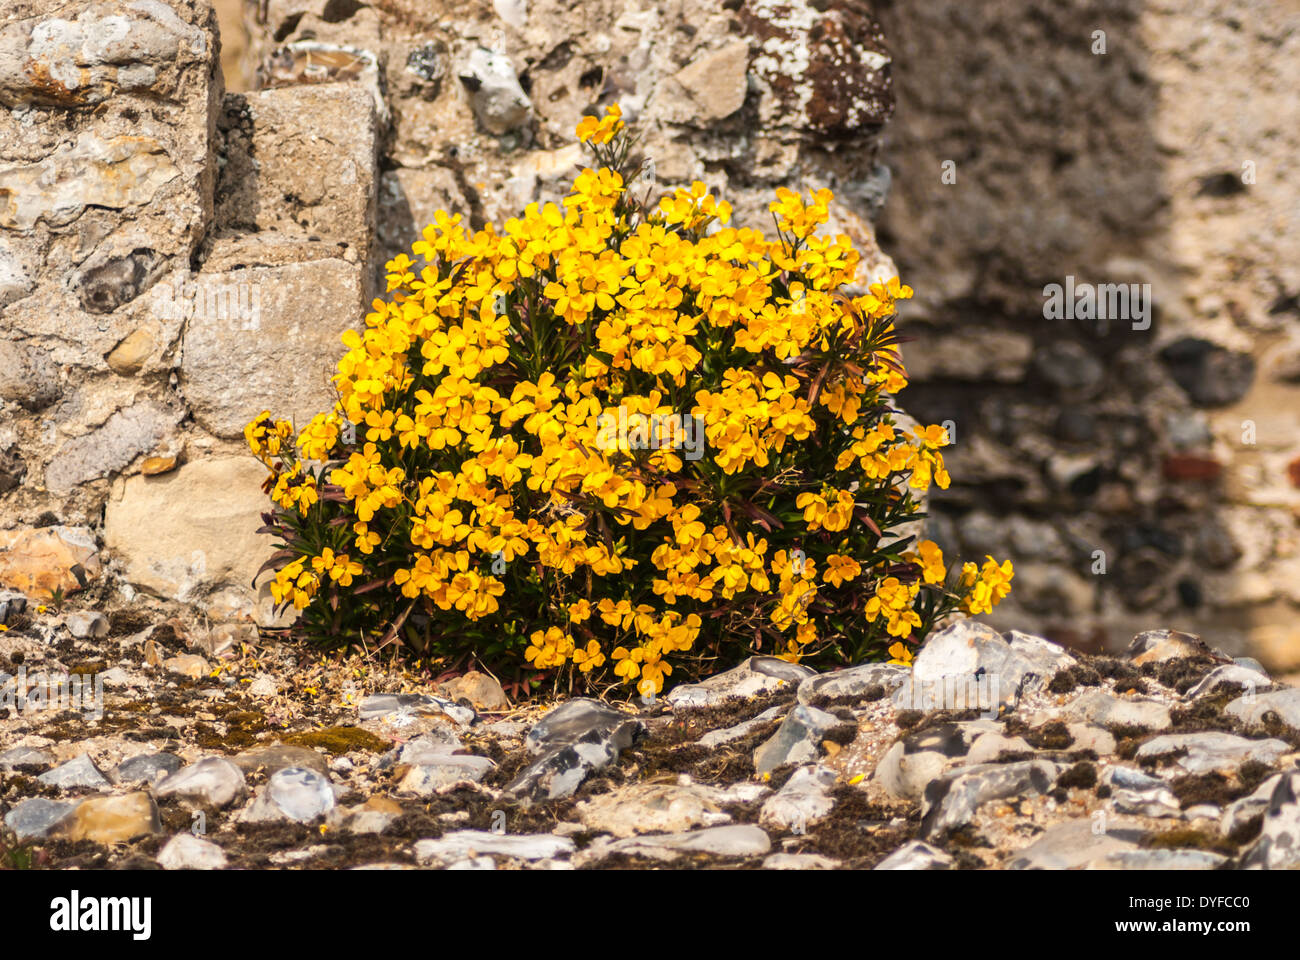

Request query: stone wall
[
  {"left": 873, "top": 0, "right": 1300, "bottom": 669},
  {"left": 0, "top": 0, "right": 898, "bottom": 632},
  {"left": 4, "top": 0, "right": 1296, "bottom": 672}
]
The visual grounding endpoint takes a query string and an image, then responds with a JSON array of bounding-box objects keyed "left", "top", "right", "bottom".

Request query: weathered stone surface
[
  {"left": 697, "top": 704, "right": 786, "bottom": 749},
  {"left": 256, "top": 38, "right": 385, "bottom": 112},
  {"left": 1126, "top": 629, "right": 1215, "bottom": 666},
  {"left": 104, "top": 457, "right": 271, "bottom": 603},
  {"left": 37, "top": 753, "right": 109, "bottom": 790},
  {"left": 0, "top": 245, "right": 35, "bottom": 308},
  {"left": 1188, "top": 663, "right": 1272, "bottom": 699},
  {"left": 1159, "top": 338, "right": 1256, "bottom": 408},
  {"left": 508, "top": 715, "right": 644, "bottom": 802},
  {"left": 905, "top": 330, "right": 1034, "bottom": 383},
  {"left": 178, "top": 257, "right": 364, "bottom": 439},
  {"left": 759, "top": 764, "right": 836, "bottom": 832},
  {"left": 239, "top": 766, "right": 336, "bottom": 823},
  {"left": 873, "top": 839, "right": 955, "bottom": 870},
  {"left": 3, "top": 797, "right": 75, "bottom": 839},
  {"left": 0, "top": 525, "right": 100, "bottom": 596},
  {"left": 763, "top": 852, "right": 840, "bottom": 870},
  {"left": 215, "top": 84, "right": 378, "bottom": 257},
  {"left": 895, "top": 621, "right": 1074, "bottom": 711},
  {"left": 436, "top": 670, "right": 509, "bottom": 711},
  {"left": 797, "top": 662, "right": 908, "bottom": 706},
  {"left": 157, "top": 833, "right": 228, "bottom": 870},
  {"left": 584, "top": 824, "right": 772, "bottom": 863},
  {"left": 743, "top": 0, "right": 892, "bottom": 138},
  {"left": 1222, "top": 773, "right": 1283, "bottom": 838},
  {"left": 0, "top": 745, "right": 53, "bottom": 771},
  {"left": 201, "top": 621, "right": 254, "bottom": 658},
  {"left": 374, "top": 163, "right": 466, "bottom": 273},
  {"left": 1103, "top": 849, "right": 1228, "bottom": 870},
  {"left": 344, "top": 795, "right": 402, "bottom": 836},
  {"left": 163, "top": 653, "right": 209, "bottom": 679},
  {"left": 1135, "top": 732, "right": 1290, "bottom": 777},
  {"left": 0, "top": 444, "right": 25, "bottom": 494},
  {"left": 76, "top": 248, "right": 170, "bottom": 314},
  {"left": 459, "top": 47, "right": 531, "bottom": 135},
  {"left": 1241, "top": 772, "right": 1300, "bottom": 870},
  {"left": 234, "top": 745, "right": 331, "bottom": 777},
  {"left": 1006, "top": 819, "right": 1146, "bottom": 870},
  {"left": 753, "top": 704, "right": 846, "bottom": 776},
  {"left": 0, "top": 339, "right": 61, "bottom": 409},
  {"left": 657, "top": 41, "right": 750, "bottom": 124},
  {"left": 105, "top": 324, "right": 161, "bottom": 375},
  {"left": 1225, "top": 688, "right": 1300, "bottom": 730},
  {"left": 394, "top": 754, "right": 496, "bottom": 795},
  {"left": 359, "top": 692, "right": 476, "bottom": 728},
  {"left": 114, "top": 752, "right": 183, "bottom": 785},
  {"left": 0, "top": 588, "right": 26, "bottom": 624},
  {"left": 415, "top": 830, "right": 574, "bottom": 864},
  {"left": 1059, "top": 689, "right": 1172, "bottom": 731},
  {"left": 0, "top": 132, "right": 179, "bottom": 231},
  {"left": 155, "top": 756, "right": 247, "bottom": 809},
  {"left": 63, "top": 610, "right": 108, "bottom": 638},
  {"left": 53, "top": 792, "right": 161, "bottom": 844},
  {"left": 1104, "top": 766, "right": 1182, "bottom": 818},
  {"left": 388, "top": 732, "right": 464, "bottom": 768},
  {"left": 0, "top": 2, "right": 210, "bottom": 108},
  {"left": 668, "top": 656, "right": 815, "bottom": 709},
  {"left": 44, "top": 398, "right": 183, "bottom": 494},
  {"left": 524, "top": 698, "right": 630, "bottom": 755},
  {"left": 576, "top": 781, "right": 732, "bottom": 838},
  {"left": 921, "top": 760, "right": 1062, "bottom": 838},
  {"left": 873, "top": 719, "right": 1014, "bottom": 801}
]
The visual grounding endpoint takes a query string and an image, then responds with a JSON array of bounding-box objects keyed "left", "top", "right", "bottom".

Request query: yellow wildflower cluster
[
  {"left": 959, "top": 556, "right": 1017, "bottom": 616},
  {"left": 247, "top": 113, "right": 1011, "bottom": 693},
  {"left": 576, "top": 103, "right": 625, "bottom": 145}
]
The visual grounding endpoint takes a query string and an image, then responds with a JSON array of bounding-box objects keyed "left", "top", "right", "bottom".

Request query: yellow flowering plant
[{"left": 247, "top": 107, "right": 1012, "bottom": 697}]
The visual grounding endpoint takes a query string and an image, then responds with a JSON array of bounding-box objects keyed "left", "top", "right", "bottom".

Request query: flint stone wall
[{"left": 0, "top": 0, "right": 897, "bottom": 631}]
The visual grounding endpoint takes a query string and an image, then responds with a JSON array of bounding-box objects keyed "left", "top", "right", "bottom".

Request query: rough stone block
[
  {"left": 215, "top": 82, "right": 378, "bottom": 260},
  {"left": 178, "top": 253, "right": 363, "bottom": 439},
  {"left": 0, "top": 0, "right": 220, "bottom": 303},
  {"left": 43, "top": 396, "right": 184, "bottom": 494},
  {"left": 0, "top": 524, "right": 101, "bottom": 596},
  {"left": 103, "top": 456, "right": 272, "bottom": 602}
]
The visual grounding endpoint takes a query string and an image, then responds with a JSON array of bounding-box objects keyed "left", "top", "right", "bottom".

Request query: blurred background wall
[{"left": 872, "top": 0, "right": 1300, "bottom": 671}]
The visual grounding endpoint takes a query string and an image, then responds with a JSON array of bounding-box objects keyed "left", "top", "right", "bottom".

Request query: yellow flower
[
  {"left": 914, "top": 540, "right": 946, "bottom": 585},
  {"left": 525, "top": 627, "right": 574, "bottom": 668},
  {"left": 571, "top": 640, "right": 606, "bottom": 673},
  {"left": 887, "top": 641, "right": 913, "bottom": 666},
  {"left": 824, "top": 554, "right": 861, "bottom": 588},
  {"left": 611, "top": 645, "right": 642, "bottom": 682},
  {"left": 962, "top": 556, "right": 1014, "bottom": 616},
  {"left": 576, "top": 104, "right": 624, "bottom": 145}
]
